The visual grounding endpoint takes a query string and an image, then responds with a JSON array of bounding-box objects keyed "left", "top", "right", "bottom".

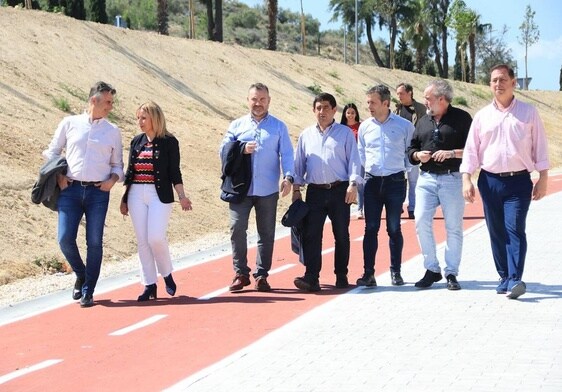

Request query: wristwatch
[{"left": 284, "top": 175, "right": 294, "bottom": 184}]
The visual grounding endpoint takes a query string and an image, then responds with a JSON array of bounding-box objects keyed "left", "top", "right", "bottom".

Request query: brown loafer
[
  {"left": 255, "top": 276, "right": 271, "bottom": 292},
  {"left": 229, "top": 274, "right": 251, "bottom": 292}
]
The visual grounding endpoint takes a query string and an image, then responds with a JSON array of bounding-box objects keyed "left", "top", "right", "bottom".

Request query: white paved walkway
[{"left": 167, "top": 189, "right": 562, "bottom": 392}]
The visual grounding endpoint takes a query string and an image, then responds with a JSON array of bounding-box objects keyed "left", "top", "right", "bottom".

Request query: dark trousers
[
  {"left": 301, "top": 183, "right": 350, "bottom": 282},
  {"left": 362, "top": 172, "right": 406, "bottom": 274},
  {"left": 478, "top": 170, "right": 533, "bottom": 281}
]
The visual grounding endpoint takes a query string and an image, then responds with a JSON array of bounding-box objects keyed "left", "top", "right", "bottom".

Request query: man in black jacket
[{"left": 407, "top": 79, "right": 472, "bottom": 291}]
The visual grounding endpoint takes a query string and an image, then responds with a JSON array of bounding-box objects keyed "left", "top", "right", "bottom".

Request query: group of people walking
[{"left": 41, "top": 63, "right": 549, "bottom": 307}]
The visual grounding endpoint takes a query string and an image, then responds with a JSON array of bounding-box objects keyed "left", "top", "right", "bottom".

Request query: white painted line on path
[
  {"left": 109, "top": 314, "right": 167, "bottom": 336},
  {"left": 0, "top": 359, "right": 63, "bottom": 385},
  {"left": 198, "top": 264, "right": 297, "bottom": 301}
]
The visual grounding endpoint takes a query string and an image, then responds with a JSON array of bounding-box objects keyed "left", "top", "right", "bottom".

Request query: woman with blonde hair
[{"left": 120, "top": 101, "right": 192, "bottom": 301}]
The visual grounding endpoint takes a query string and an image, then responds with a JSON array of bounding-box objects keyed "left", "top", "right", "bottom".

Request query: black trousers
[{"left": 301, "top": 183, "right": 350, "bottom": 282}]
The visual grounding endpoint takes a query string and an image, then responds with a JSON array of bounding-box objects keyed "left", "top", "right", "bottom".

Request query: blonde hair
[{"left": 137, "top": 101, "right": 169, "bottom": 138}]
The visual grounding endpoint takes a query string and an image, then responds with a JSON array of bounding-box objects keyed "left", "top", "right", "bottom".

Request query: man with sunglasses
[
  {"left": 43, "top": 81, "right": 124, "bottom": 307},
  {"left": 407, "top": 79, "right": 472, "bottom": 290}
]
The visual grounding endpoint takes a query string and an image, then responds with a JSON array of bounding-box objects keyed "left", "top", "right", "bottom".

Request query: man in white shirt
[{"left": 43, "top": 81, "right": 124, "bottom": 307}]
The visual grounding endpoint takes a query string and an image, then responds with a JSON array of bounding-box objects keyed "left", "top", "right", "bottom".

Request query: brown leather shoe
[
  {"left": 255, "top": 276, "right": 271, "bottom": 292},
  {"left": 229, "top": 274, "right": 251, "bottom": 292}
]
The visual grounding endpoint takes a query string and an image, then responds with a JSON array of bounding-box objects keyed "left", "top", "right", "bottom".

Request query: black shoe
[
  {"left": 137, "top": 284, "right": 157, "bottom": 302},
  {"left": 408, "top": 211, "right": 415, "bottom": 219},
  {"left": 72, "top": 276, "right": 85, "bottom": 300},
  {"left": 163, "top": 274, "right": 177, "bottom": 296},
  {"left": 391, "top": 272, "right": 405, "bottom": 286},
  {"left": 414, "top": 270, "right": 442, "bottom": 288},
  {"left": 80, "top": 293, "right": 94, "bottom": 307},
  {"left": 294, "top": 276, "right": 321, "bottom": 292},
  {"left": 446, "top": 274, "right": 461, "bottom": 290},
  {"left": 356, "top": 273, "right": 377, "bottom": 287},
  {"left": 335, "top": 275, "right": 349, "bottom": 288}
]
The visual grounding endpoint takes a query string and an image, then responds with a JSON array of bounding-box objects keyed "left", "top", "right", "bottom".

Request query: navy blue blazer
[{"left": 123, "top": 133, "right": 183, "bottom": 204}]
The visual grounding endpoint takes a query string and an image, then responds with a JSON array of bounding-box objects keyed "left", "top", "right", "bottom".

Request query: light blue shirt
[
  {"left": 358, "top": 112, "right": 415, "bottom": 176},
  {"left": 220, "top": 113, "right": 294, "bottom": 197},
  {"left": 294, "top": 121, "right": 362, "bottom": 185}
]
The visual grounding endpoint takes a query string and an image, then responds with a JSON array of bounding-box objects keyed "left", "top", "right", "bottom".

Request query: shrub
[
  {"left": 307, "top": 82, "right": 322, "bottom": 95},
  {"left": 53, "top": 97, "right": 71, "bottom": 112},
  {"left": 452, "top": 96, "right": 468, "bottom": 107}
]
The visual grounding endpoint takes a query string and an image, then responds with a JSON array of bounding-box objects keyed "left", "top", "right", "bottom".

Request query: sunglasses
[
  {"left": 432, "top": 128, "right": 440, "bottom": 144},
  {"left": 89, "top": 81, "right": 116, "bottom": 98}
]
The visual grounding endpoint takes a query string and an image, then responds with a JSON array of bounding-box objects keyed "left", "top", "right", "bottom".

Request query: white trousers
[{"left": 128, "top": 184, "right": 173, "bottom": 285}]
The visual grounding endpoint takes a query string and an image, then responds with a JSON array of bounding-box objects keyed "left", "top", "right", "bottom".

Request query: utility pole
[{"left": 355, "top": 0, "right": 358, "bottom": 64}]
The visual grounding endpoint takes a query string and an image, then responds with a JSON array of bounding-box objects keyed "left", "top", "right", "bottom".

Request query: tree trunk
[
  {"left": 365, "top": 18, "right": 386, "bottom": 67},
  {"left": 206, "top": 0, "right": 214, "bottom": 40},
  {"left": 214, "top": 0, "right": 223, "bottom": 42},
  {"left": 267, "top": 0, "right": 277, "bottom": 51},
  {"left": 468, "top": 33, "right": 476, "bottom": 83}
]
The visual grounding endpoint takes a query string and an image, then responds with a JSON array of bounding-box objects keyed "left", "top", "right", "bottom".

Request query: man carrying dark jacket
[{"left": 219, "top": 83, "right": 294, "bottom": 292}]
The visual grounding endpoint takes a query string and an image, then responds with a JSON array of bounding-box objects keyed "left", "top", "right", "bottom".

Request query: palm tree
[
  {"left": 402, "top": 0, "right": 432, "bottom": 73},
  {"left": 267, "top": 0, "right": 278, "bottom": 51}
]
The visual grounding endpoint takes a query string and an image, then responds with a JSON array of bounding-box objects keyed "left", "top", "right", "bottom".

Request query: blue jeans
[
  {"left": 362, "top": 172, "right": 406, "bottom": 274},
  {"left": 302, "top": 183, "right": 350, "bottom": 281},
  {"left": 414, "top": 171, "right": 464, "bottom": 276},
  {"left": 57, "top": 183, "right": 110, "bottom": 296},
  {"left": 229, "top": 192, "right": 279, "bottom": 278},
  {"left": 477, "top": 170, "right": 532, "bottom": 283},
  {"left": 406, "top": 166, "right": 419, "bottom": 212}
]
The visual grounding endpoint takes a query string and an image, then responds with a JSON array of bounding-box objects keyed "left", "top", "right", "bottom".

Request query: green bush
[
  {"left": 452, "top": 96, "right": 468, "bottom": 107},
  {"left": 53, "top": 97, "right": 71, "bottom": 112},
  {"left": 307, "top": 82, "right": 322, "bottom": 95}
]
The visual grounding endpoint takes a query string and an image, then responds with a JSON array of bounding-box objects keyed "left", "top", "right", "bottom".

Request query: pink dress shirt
[{"left": 460, "top": 98, "right": 550, "bottom": 175}]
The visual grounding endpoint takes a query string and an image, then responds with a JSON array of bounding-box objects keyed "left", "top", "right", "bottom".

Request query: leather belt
[
  {"left": 497, "top": 170, "right": 528, "bottom": 177},
  {"left": 421, "top": 169, "right": 459, "bottom": 175},
  {"left": 308, "top": 181, "right": 343, "bottom": 189},
  {"left": 366, "top": 171, "right": 405, "bottom": 179},
  {"left": 71, "top": 180, "right": 101, "bottom": 187}
]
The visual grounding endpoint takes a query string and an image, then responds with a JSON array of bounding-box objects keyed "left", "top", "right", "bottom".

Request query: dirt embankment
[{"left": 1, "top": 7, "right": 561, "bottom": 289}]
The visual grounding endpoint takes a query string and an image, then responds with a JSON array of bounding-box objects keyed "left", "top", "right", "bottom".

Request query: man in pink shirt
[{"left": 460, "top": 64, "right": 549, "bottom": 300}]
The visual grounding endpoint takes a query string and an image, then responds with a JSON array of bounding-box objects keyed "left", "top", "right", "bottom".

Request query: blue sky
[{"left": 240, "top": 0, "right": 562, "bottom": 91}]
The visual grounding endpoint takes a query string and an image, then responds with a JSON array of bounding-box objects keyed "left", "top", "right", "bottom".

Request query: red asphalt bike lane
[{"left": 2, "top": 174, "right": 561, "bottom": 391}]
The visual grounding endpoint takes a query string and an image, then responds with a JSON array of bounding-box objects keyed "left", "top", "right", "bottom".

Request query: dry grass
[{"left": 0, "top": 7, "right": 560, "bottom": 286}]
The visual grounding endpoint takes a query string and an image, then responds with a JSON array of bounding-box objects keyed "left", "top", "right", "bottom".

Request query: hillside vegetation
[{"left": 1, "top": 7, "right": 561, "bottom": 285}]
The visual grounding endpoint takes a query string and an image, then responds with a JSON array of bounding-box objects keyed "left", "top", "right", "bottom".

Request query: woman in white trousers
[{"left": 120, "top": 101, "right": 192, "bottom": 301}]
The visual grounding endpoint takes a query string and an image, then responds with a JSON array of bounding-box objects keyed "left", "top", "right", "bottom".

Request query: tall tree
[
  {"left": 267, "top": 0, "right": 277, "bottom": 50},
  {"left": 157, "top": 0, "right": 169, "bottom": 35},
  {"left": 466, "top": 9, "right": 483, "bottom": 83},
  {"left": 300, "top": 0, "right": 306, "bottom": 55},
  {"left": 426, "top": 0, "right": 450, "bottom": 78},
  {"left": 90, "top": 0, "right": 108, "bottom": 24},
  {"left": 448, "top": 0, "right": 472, "bottom": 82},
  {"left": 476, "top": 25, "right": 514, "bottom": 84},
  {"left": 201, "top": 0, "right": 222, "bottom": 42},
  {"left": 329, "top": 0, "right": 386, "bottom": 67},
  {"left": 65, "top": 0, "right": 86, "bottom": 20},
  {"left": 394, "top": 35, "right": 414, "bottom": 72},
  {"left": 402, "top": 0, "right": 431, "bottom": 74},
  {"left": 518, "top": 4, "right": 540, "bottom": 90}
]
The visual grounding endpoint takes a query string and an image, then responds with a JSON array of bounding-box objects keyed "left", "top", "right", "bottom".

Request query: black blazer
[{"left": 123, "top": 133, "right": 183, "bottom": 204}]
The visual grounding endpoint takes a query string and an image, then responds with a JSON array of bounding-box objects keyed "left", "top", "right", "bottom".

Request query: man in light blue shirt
[
  {"left": 356, "top": 85, "right": 414, "bottom": 288},
  {"left": 292, "top": 92, "right": 362, "bottom": 292},
  {"left": 219, "top": 83, "right": 294, "bottom": 292}
]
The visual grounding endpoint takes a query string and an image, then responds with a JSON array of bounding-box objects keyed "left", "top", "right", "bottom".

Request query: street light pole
[{"left": 355, "top": 0, "right": 358, "bottom": 64}]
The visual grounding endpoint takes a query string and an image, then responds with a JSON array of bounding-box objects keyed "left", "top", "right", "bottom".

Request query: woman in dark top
[
  {"left": 341, "top": 103, "right": 364, "bottom": 219},
  {"left": 120, "top": 101, "right": 192, "bottom": 301}
]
